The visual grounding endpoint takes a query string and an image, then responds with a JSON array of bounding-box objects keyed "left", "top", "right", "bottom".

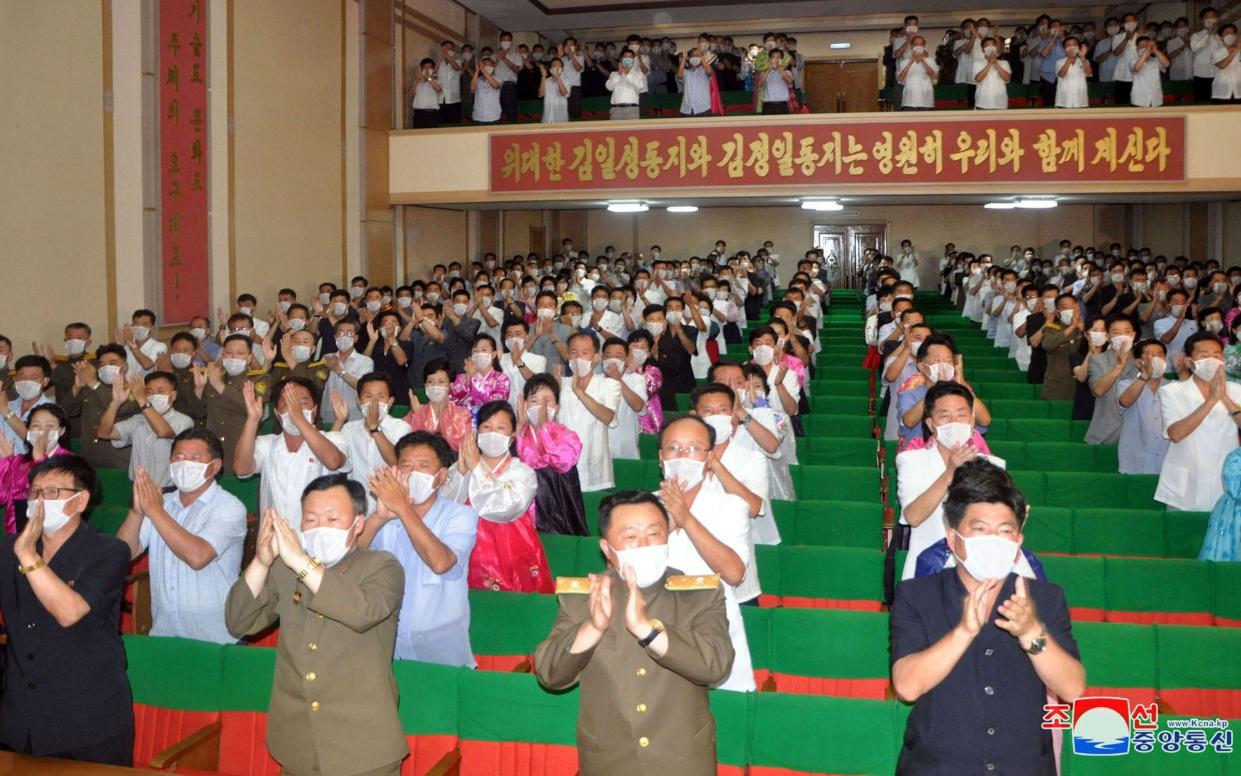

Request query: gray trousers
[{"left": 609, "top": 106, "right": 640, "bottom": 120}]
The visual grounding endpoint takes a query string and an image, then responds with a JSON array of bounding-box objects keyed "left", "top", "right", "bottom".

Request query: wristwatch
[
  {"left": 637, "top": 618, "right": 665, "bottom": 648},
  {"left": 1024, "top": 626, "right": 1049, "bottom": 655}
]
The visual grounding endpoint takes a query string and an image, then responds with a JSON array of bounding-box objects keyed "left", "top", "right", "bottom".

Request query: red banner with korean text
[
  {"left": 490, "top": 117, "right": 1185, "bottom": 193},
  {"left": 159, "top": 0, "right": 209, "bottom": 323}
]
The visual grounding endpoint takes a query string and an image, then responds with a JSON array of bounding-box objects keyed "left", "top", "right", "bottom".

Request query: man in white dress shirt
[
  {"left": 321, "top": 320, "right": 374, "bottom": 425},
  {"left": 121, "top": 309, "right": 168, "bottom": 377},
  {"left": 333, "top": 372, "right": 408, "bottom": 513},
  {"left": 117, "top": 428, "right": 247, "bottom": 644},
  {"left": 234, "top": 376, "right": 349, "bottom": 537},
  {"left": 559, "top": 332, "right": 622, "bottom": 492},
  {"left": 606, "top": 51, "right": 647, "bottom": 120},
  {"left": 657, "top": 415, "right": 755, "bottom": 692},
  {"left": 1191, "top": 7, "right": 1224, "bottom": 102},
  {"left": 499, "top": 319, "right": 547, "bottom": 404},
  {"left": 1155, "top": 333, "right": 1241, "bottom": 511},
  {"left": 436, "top": 40, "right": 462, "bottom": 125}
]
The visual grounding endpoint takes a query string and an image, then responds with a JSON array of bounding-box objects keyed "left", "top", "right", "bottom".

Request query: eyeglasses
[
  {"left": 662, "top": 444, "right": 709, "bottom": 457},
  {"left": 26, "top": 486, "right": 84, "bottom": 501}
]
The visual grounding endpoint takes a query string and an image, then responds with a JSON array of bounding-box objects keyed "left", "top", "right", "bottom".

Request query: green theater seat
[
  {"left": 96, "top": 466, "right": 133, "bottom": 508},
  {"left": 456, "top": 670, "right": 580, "bottom": 776},
  {"left": 1022, "top": 506, "right": 1074, "bottom": 554},
  {"left": 803, "top": 436, "right": 878, "bottom": 467},
  {"left": 757, "top": 545, "right": 884, "bottom": 609},
  {"left": 1072, "top": 509, "right": 1166, "bottom": 557},
  {"left": 1154, "top": 625, "right": 1241, "bottom": 719},
  {"left": 772, "top": 499, "right": 882, "bottom": 549},
  {"left": 1039, "top": 555, "right": 1106, "bottom": 620},
  {"left": 1104, "top": 558, "right": 1213, "bottom": 626},
  {"left": 1073, "top": 622, "right": 1158, "bottom": 705},
  {"left": 764, "top": 609, "right": 890, "bottom": 698},
  {"left": 794, "top": 465, "right": 880, "bottom": 502},
  {"left": 803, "top": 415, "right": 875, "bottom": 438},
  {"left": 749, "top": 694, "right": 901, "bottom": 775}
]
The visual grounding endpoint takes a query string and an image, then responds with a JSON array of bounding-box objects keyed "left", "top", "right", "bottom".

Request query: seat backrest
[
  {"left": 125, "top": 635, "right": 226, "bottom": 766},
  {"left": 219, "top": 644, "right": 280, "bottom": 776},
  {"left": 456, "top": 670, "right": 580, "bottom": 776},
  {"left": 774, "top": 546, "right": 884, "bottom": 606},
  {"left": 767, "top": 609, "right": 889, "bottom": 695},
  {"left": 749, "top": 694, "right": 900, "bottom": 774},
  {"left": 1072, "top": 622, "right": 1157, "bottom": 698},
  {"left": 1072, "top": 508, "right": 1166, "bottom": 557},
  {"left": 1104, "top": 557, "right": 1214, "bottom": 624},
  {"left": 1155, "top": 624, "right": 1241, "bottom": 719},
  {"left": 395, "top": 659, "right": 466, "bottom": 775}
]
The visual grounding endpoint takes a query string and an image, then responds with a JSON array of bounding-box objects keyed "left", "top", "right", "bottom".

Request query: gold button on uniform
[
  {"left": 308, "top": 642, "right": 317, "bottom": 651},
  {"left": 638, "top": 737, "right": 650, "bottom": 748},
  {"left": 636, "top": 704, "right": 647, "bottom": 713},
  {"left": 306, "top": 672, "right": 316, "bottom": 681},
  {"left": 636, "top": 667, "right": 646, "bottom": 677},
  {"left": 310, "top": 701, "right": 320, "bottom": 711}
]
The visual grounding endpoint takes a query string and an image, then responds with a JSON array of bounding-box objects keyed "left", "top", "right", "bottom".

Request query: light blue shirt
[
  {"left": 4, "top": 395, "right": 52, "bottom": 448},
  {"left": 140, "top": 482, "right": 247, "bottom": 644},
  {"left": 372, "top": 495, "right": 479, "bottom": 667},
  {"left": 473, "top": 78, "right": 502, "bottom": 123},
  {"left": 762, "top": 67, "right": 793, "bottom": 101},
  {"left": 1116, "top": 378, "right": 1170, "bottom": 475},
  {"left": 680, "top": 67, "right": 711, "bottom": 114},
  {"left": 1041, "top": 41, "right": 1066, "bottom": 82}
]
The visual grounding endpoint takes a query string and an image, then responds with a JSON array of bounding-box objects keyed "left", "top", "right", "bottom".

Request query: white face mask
[
  {"left": 288, "top": 318, "right": 307, "bottom": 332},
  {"left": 0, "top": 354, "right": 7, "bottom": 370},
  {"left": 934, "top": 421, "right": 973, "bottom": 449},
  {"left": 131, "top": 325, "right": 151, "bottom": 341},
  {"left": 752, "top": 345, "right": 775, "bottom": 366},
  {"left": 280, "top": 408, "right": 315, "bottom": 436},
  {"left": 603, "top": 357, "right": 626, "bottom": 374},
  {"left": 169, "top": 460, "right": 211, "bottom": 493},
  {"left": 15, "top": 380, "right": 43, "bottom": 401},
  {"left": 1183, "top": 277, "right": 1199, "bottom": 290},
  {"left": 291, "top": 345, "right": 313, "bottom": 364},
  {"left": 1025, "top": 298, "right": 1039, "bottom": 311},
  {"left": 39, "top": 495, "right": 80, "bottom": 534},
  {"left": 349, "top": 287, "right": 365, "bottom": 299},
  {"left": 953, "top": 531, "right": 1020, "bottom": 582},
  {"left": 1149, "top": 357, "right": 1167, "bottom": 376},
  {"left": 702, "top": 414, "right": 733, "bottom": 444},
  {"left": 630, "top": 348, "right": 648, "bottom": 367},
  {"left": 592, "top": 298, "right": 608, "bottom": 311},
  {"left": 453, "top": 302, "right": 470, "bottom": 317},
  {"left": 646, "top": 321, "right": 666, "bottom": 338},
  {"left": 170, "top": 352, "right": 193, "bottom": 370},
  {"left": 398, "top": 296, "right": 413, "bottom": 309},
  {"left": 407, "top": 470, "right": 439, "bottom": 504},
  {"left": 148, "top": 394, "right": 172, "bottom": 414},
  {"left": 253, "top": 320, "right": 271, "bottom": 339},
  {"left": 1058, "top": 310, "right": 1074, "bottom": 325},
  {"left": 526, "top": 404, "right": 556, "bottom": 425},
  {"left": 279, "top": 301, "right": 292, "bottom": 313},
  {"left": 425, "top": 385, "right": 449, "bottom": 403},
  {"left": 222, "top": 358, "right": 248, "bottom": 377},
  {"left": 610, "top": 542, "right": 669, "bottom": 588},
  {"left": 666, "top": 310, "right": 683, "bottom": 326},
  {"left": 570, "top": 358, "right": 594, "bottom": 378},
  {"left": 477, "top": 432, "right": 511, "bottom": 458},
  {"left": 1193, "top": 358, "right": 1223, "bottom": 382},
  {"left": 98, "top": 364, "right": 121, "bottom": 384},
  {"left": 302, "top": 518, "right": 360, "bottom": 567},
  {"left": 332, "top": 302, "right": 349, "bottom": 316},
  {"left": 335, "top": 335, "right": 355, "bottom": 353},
  {"left": 471, "top": 352, "right": 493, "bottom": 371},
  {"left": 26, "top": 429, "right": 60, "bottom": 449},
  {"left": 65, "top": 339, "right": 87, "bottom": 356},
  {"left": 927, "top": 363, "right": 956, "bottom": 383},
  {"left": 319, "top": 292, "right": 332, "bottom": 305},
  {"left": 663, "top": 457, "right": 706, "bottom": 490},
  {"left": 1088, "top": 331, "right": 1108, "bottom": 348},
  {"left": 1110, "top": 335, "right": 1133, "bottom": 353},
  {"left": 537, "top": 308, "right": 556, "bottom": 320}
]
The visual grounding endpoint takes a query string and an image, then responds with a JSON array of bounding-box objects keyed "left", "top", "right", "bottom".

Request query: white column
[
  {"left": 111, "top": 0, "right": 147, "bottom": 324},
  {"left": 207, "top": 0, "right": 231, "bottom": 316}
]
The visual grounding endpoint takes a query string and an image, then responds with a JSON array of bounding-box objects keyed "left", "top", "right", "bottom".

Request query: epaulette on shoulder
[
  {"left": 665, "top": 574, "right": 721, "bottom": 591},
  {"left": 247, "top": 369, "right": 269, "bottom": 377},
  {"left": 555, "top": 577, "right": 591, "bottom": 595}
]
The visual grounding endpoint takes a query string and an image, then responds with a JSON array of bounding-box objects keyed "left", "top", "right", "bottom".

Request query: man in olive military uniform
[
  {"left": 47, "top": 322, "right": 96, "bottom": 436},
  {"left": 201, "top": 334, "right": 271, "bottom": 473},
  {"left": 62, "top": 344, "right": 139, "bottom": 469},
  {"left": 226, "top": 474, "right": 407, "bottom": 776},
  {"left": 534, "top": 490, "right": 734, "bottom": 776},
  {"left": 164, "top": 332, "right": 207, "bottom": 425},
  {"left": 265, "top": 330, "right": 331, "bottom": 398}
]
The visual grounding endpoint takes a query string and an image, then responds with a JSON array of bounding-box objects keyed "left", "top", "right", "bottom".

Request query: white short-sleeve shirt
[{"left": 246, "top": 431, "right": 349, "bottom": 538}]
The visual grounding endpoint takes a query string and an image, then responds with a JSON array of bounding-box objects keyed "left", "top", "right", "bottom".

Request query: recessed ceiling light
[
  {"left": 666, "top": 205, "right": 698, "bottom": 213},
  {"left": 829, "top": 42, "right": 852, "bottom": 50},
  {"left": 984, "top": 202, "right": 1016, "bottom": 210},
  {"left": 1015, "top": 198, "right": 1058, "bottom": 209},
  {"left": 606, "top": 202, "right": 648, "bottom": 213},
  {"left": 801, "top": 200, "right": 843, "bottom": 211}
]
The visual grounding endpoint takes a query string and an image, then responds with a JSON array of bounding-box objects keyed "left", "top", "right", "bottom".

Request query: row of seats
[{"left": 125, "top": 634, "right": 1236, "bottom": 776}]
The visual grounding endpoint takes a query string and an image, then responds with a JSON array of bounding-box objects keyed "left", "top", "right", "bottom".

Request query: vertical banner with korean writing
[{"left": 159, "top": 0, "right": 208, "bottom": 323}]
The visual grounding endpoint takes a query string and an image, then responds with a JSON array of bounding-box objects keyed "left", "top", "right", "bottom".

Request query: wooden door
[
  {"left": 804, "top": 60, "right": 880, "bottom": 113},
  {"left": 814, "top": 223, "right": 888, "bottom": 289},
  {"left": 813, "top": 226, "right": 848, "bottom": 285},
  {"left": 529, "top": 226, "right": 546, "bottom": 257}
]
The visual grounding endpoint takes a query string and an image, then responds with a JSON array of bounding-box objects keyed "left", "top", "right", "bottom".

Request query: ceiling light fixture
[
  {"left": 666, "top": 205, "right": 698, "bottom": 213},
  {"left": 983, "top": 202, "right": 1017, "bottom": 210},
  {"left": 1015, "top": 198, "right": 1058, "bottom": 209},
  {"left": 801, "top": 199, "right": 844, "bottom": 211},
  {"left": 606, "top": 202, "right": 648, "bottom": 213},
  {"left": 829, "top": 42, "right": 852, "bottom": 50}
]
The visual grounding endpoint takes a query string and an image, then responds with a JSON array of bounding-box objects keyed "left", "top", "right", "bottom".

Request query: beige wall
[
  {"left": 1, "top": 5, "right": 109, "bottom": 347},
  {"left": 1140, "top": 203, "right": 1189, "bottom": 258},
  {"left": 501, "top": 210, "right": 545, "bottom": 257},
  {"left": 233, "top": 0, "right": 344, "bottom": 303},
  {"left": 581, "top": 204, "right": 1108, "bottom": 287},
  {"left": 403, "top": 206, "right": 469, "bottom": 280}
]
